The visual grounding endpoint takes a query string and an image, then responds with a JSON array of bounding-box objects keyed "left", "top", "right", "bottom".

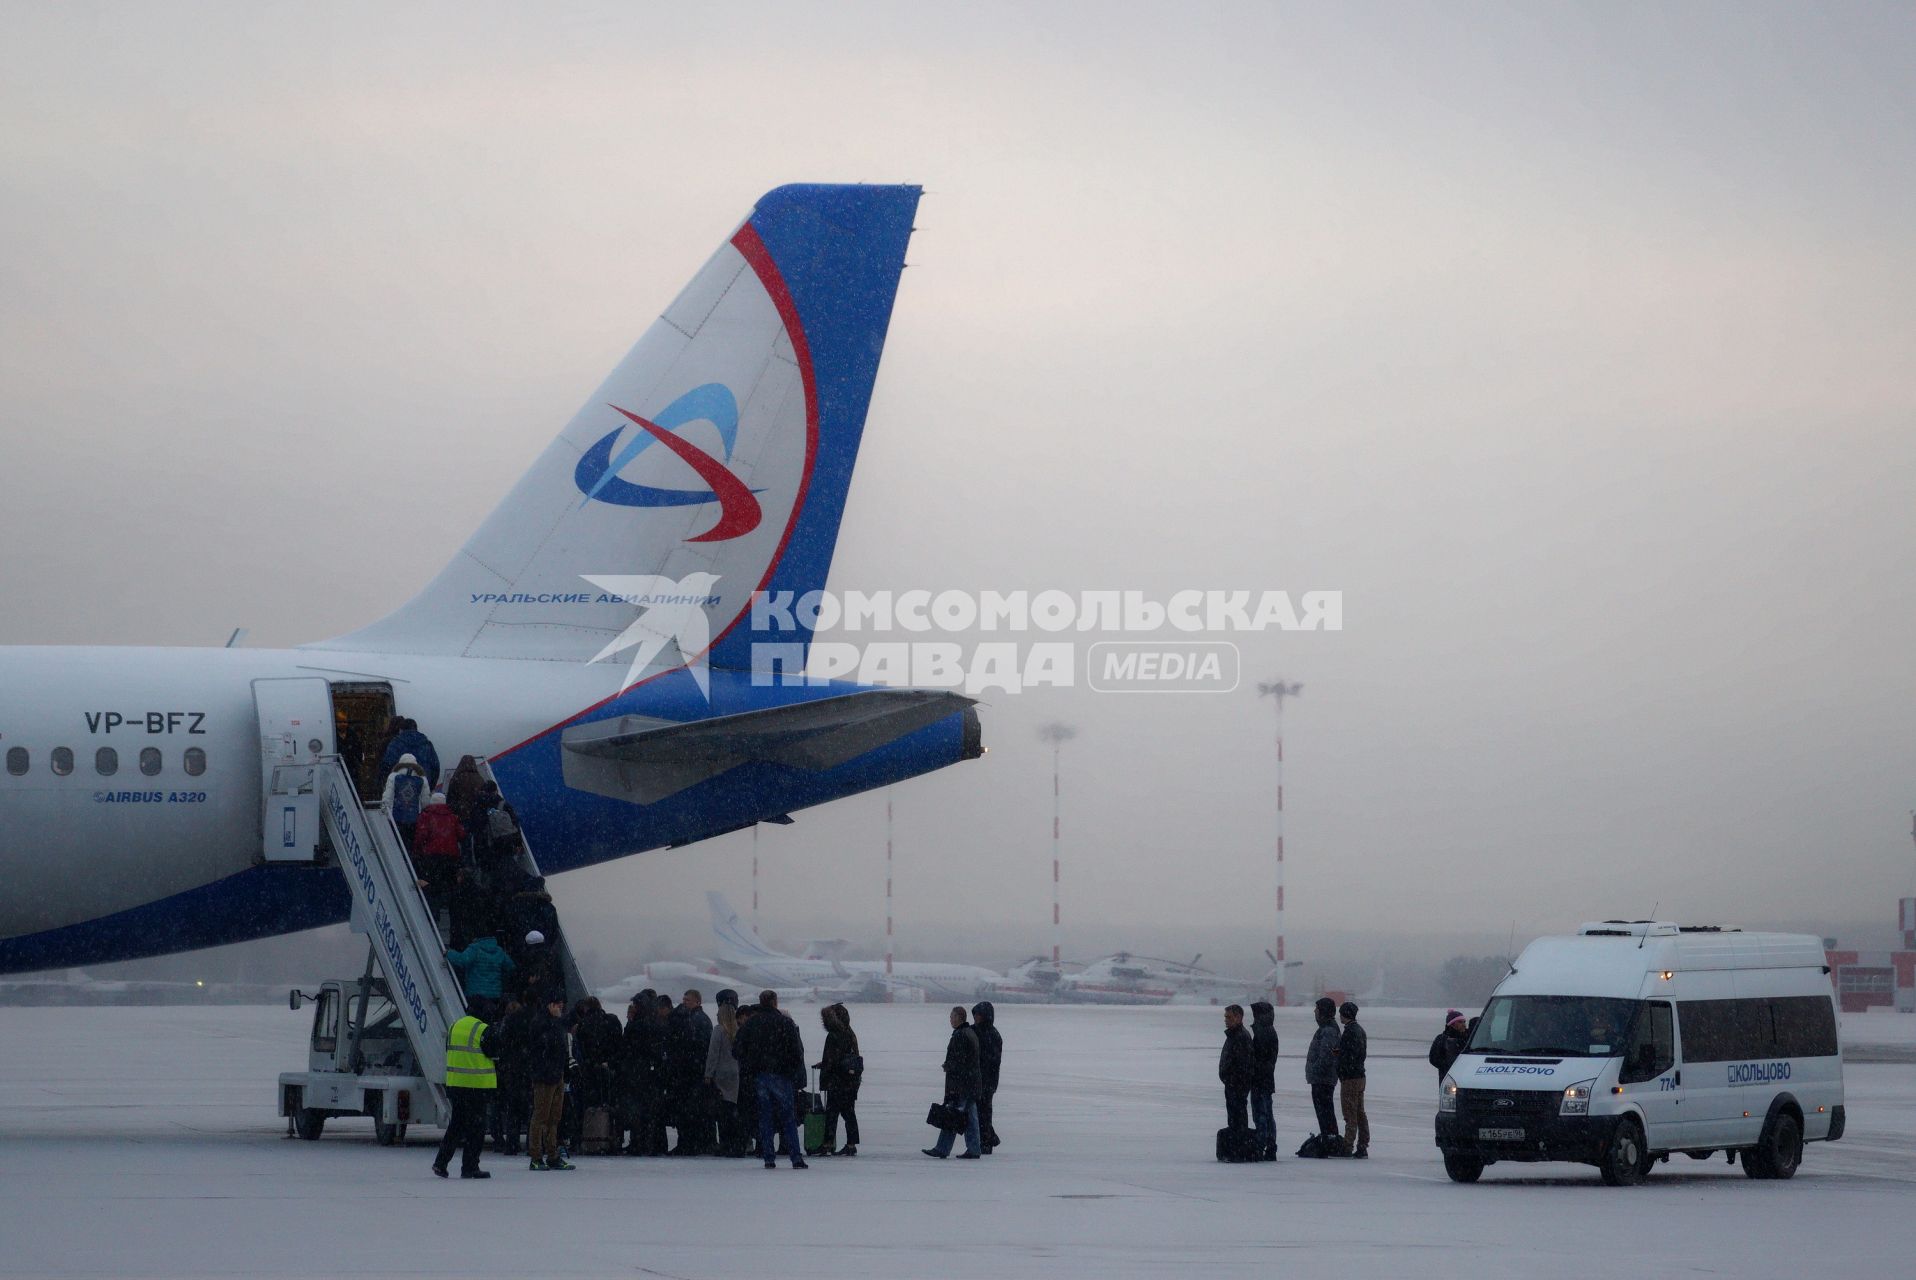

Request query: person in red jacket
[{"left": 412, "top": 792, "right": 465, "bottom": 921}]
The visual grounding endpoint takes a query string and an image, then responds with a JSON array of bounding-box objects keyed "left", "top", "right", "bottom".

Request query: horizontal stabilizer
[{"left": 560, "top": 688, "right": 974, "bottom": 804}]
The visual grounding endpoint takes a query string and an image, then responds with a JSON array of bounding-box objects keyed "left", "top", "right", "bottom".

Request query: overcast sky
[{"left": 3, "top": 2, "right": 1913, "bottom": 972}]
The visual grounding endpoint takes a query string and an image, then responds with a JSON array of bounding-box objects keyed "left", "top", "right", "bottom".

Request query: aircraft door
[{"left": 252, "top": 677, "right": 336, "bottom": 863}]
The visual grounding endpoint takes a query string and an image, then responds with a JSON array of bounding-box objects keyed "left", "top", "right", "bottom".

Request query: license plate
[{"left": 1478, "top": 1127, "right": 1524, "bottom": 1142}]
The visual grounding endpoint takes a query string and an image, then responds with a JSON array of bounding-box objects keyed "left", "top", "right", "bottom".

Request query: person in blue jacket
[
  {"left": 448, "top": 934, "right": 517, "bottom": 1021},
  {"left": 379, "top": 718, "right": 441, "bottom": 788}
]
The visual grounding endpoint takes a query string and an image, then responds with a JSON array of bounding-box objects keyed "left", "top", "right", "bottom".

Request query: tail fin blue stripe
[{"left": 707, "top": 184, "right": 920, "bottom": 670}]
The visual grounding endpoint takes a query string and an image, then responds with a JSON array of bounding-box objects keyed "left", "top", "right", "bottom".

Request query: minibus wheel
[
  {"left": 1599, "top": 1118, "right": 1648, "bottom": 1186},
  {"left": 1743, "top": 1113, "right": 1801, "bottom": 1180},
  {"left": 1442, "top": 1151, "right": 1486, "bottom": 1183}
]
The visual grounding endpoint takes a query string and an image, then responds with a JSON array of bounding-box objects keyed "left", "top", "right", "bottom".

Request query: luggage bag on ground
[
  {"left": 580, "top": 1105, "right": 615, "bottom": 1155},
  {"left": 1217, "top": 1126, "right": 1260, "bottom": 1163}
]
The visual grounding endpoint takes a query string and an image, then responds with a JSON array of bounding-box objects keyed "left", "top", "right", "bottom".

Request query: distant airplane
[
  {"left": 702, "top": 892, "right": 1001, "bottom": 1002},
  {"left": 0, "top": 184, "right": 982, "bottom": 976},
  {"left": 1071, "top": 952, "right": 1276, "bottom": 1006}
]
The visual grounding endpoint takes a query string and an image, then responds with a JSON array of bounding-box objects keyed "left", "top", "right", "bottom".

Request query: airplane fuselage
[{"left": 0, "top": 644, "right": 975, "bottom": 974}]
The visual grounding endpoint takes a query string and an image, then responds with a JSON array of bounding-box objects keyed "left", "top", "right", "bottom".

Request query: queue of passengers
[
  {"left": 461, "top": 989, "right": 871, "bottom": 1173},
  {"left": 432, "top": 990, "right": 1013, "bottom": 1179}
]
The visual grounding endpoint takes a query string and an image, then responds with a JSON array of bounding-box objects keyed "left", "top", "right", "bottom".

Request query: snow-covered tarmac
[{"left": 2, "top": 1002, "right": 1913, "bottom": 1278}]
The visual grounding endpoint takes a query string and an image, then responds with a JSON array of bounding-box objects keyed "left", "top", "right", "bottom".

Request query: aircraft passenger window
[
  {"left": 96, "top": 747, "right": 118, "bottom": 776},
  {"left": 51, "top": 746, "right": 74, "bottom": 776},
  {"left": 183, "top": 747, "right": 207, "bottom": 777},
  {"left": 5, "top": 747, "right": 26, "bottom": 776},
  {"left": 140, "top": 747, "right": 163, "bottom": 777}
]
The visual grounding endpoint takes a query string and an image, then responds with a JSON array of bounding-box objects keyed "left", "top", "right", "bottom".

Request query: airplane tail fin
[
  {"left": 706, "top": 890, "right": 786, "bottom": 964},
  {"left": 309, "top": 184, "right": 922, "bottom": 677}
]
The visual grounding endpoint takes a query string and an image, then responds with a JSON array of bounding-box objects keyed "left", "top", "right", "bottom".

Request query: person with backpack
[
  {"left": 1249, "top": 1000, "right": 1280, "bottom": 1161},
  {"left": 923, "top": 1006, "right": 983, "bottom": 1159},
  {"left": 475, "top": 782, "right": 524, "bottom": 879},
  {"left": 379, "top": 717, "right": 441, "bottom": 788},
  {"left": 1305, "top": 996, "right": 1346, "bottom": 1155},
  {"left": 1338, "top": 1000, "right": 1370, "bottom": 1159},
  {"left": 381, "top": 754, "right": 431, "bottom": 851},
  {"left": 444, "top": 755, "right": 485, "bottom": 847},
  {"left": 815, "top": 1002, "right": 862, "bottom": 1157}
]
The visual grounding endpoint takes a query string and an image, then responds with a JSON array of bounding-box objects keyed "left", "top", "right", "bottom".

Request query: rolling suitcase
[
  {"left": 803, "top": 1069, "right": 830, "bottom": 1155},
  {"left": 1216, "top": 1126, "right": 1259, "bottom": 1163},
  {"left": 580, "top": 1105, "right": 615, "bottom": 1155}
]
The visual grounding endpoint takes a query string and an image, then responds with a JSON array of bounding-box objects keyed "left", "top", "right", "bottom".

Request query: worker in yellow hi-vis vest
[{"left": 433, "top": 1011, "right": 500, "bottom": 1179}]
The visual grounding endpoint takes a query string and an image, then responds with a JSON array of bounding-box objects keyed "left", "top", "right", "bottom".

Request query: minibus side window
[
  {"left": 1679, "top": 999, "right": 1773, "bottom": 1062},
  {"left": 1620, "top": 1001, "right": 1674, "bottom": 1083},
  {"left": 1771, "top": 996, "right": 1839, "bottom": 1057}
]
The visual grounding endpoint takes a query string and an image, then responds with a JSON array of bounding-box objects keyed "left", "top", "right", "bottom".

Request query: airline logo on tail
[
  {"left": 706, "top": 890, "right": 784, "bottom": 962},
  {"left": 574, "top": 383, "right": 764, "bottom": 543}
]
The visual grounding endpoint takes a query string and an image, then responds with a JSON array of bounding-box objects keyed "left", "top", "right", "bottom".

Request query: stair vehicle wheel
[
  {"left": 1442, "top": 1151, "right": 1486, "bottom": 1183},
  {"left": 1599, "top": 1117, "right": 1649, "bottom": 1187},
  {"left": 374, "top": 1117, "right": 407, "bottom": 1147},
  {"left": 294, "top": 1109, "right": 326, "bottom": 1141}
]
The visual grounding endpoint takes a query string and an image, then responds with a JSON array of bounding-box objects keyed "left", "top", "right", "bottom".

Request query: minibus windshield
[{"left": 1466, "top": 995, "right": 1640, "bottom": 1057}]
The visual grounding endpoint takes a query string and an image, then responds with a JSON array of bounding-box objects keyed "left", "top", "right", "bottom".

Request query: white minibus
[{"left": 1435, "top": 921, "right": 1844, "bottom": 1185}]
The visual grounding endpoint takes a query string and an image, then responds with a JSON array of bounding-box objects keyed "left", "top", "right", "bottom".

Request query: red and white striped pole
[
  {"left": 1259, "top": 681, "right": 1302, "bottom": 1007},
  {"left": 885, "top": 792, "right": 895, "bottom": 982},
  {"left": 1038, "top": 723, "right": 1076, "bottom": 969},
  {"left": 1052, "top": 750, "right": 1062, "bottom": 967},
  {"left": 1274, "top": 724, "right": 1285, "bottom": 1008}
]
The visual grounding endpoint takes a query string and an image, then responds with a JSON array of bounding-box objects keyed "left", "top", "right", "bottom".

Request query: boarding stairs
[{"left": 268, "top": 755, "right": 587, "bottom": 1128}]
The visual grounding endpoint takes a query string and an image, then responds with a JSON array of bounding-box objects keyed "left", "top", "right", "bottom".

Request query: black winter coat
[
  {"left": 974, "top": 1021, "right": 1003, "bottom": 1096},
  {"left": 1338, "top": 1020, "right": 1368, "bottom": 1080},
  {"left": 1249, "top": 1005, "right": 1279, "bottom": 1095},
  {"left": 1219, "top": 1023, "right": 1256, "bottom": 1093},
  {"left": 575, "top": 1010, "right": 620, "bottom": 1069},
  {"left": 733, "top": 1009, "right": 806, "bottom": 1083},
  {"left": 1429, "top": 1026, "right": 1468, "bottom": 1076},
  {"left": 665, "top": 1005, "right": 712, "bottom": 1086},
  {"left": 942, "top": 1024, "right": 983, "bottom": 1102},
  {"left": 494, "top": 1004, "right": 531, "bottom": 1082},
  {"left": 618, "top": 1014, "right": 658, "bottom": 1095},
  {"left": 819, "top": 1025, "right": 862, "bottom": 1094},
  {"left": 526, "top": 1007, "right": 569, "bottom": 1086}
]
